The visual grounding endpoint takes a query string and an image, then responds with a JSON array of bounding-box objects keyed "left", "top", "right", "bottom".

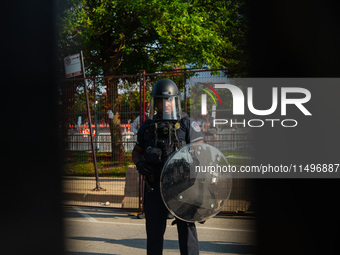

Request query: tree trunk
[
  {"left": 107, "top": 77, "right": 125, "bottom": 161},
  {"left": 101, "top": 30, "right": 126, "bottom": 161}
]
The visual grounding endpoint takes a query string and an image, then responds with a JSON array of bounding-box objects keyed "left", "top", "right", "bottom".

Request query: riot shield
[{"left": 160, "top": 143, "right": 232, "bottom": 222}]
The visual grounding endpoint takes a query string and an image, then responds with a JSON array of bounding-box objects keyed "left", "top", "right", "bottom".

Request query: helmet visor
[{"left": 150, "top": 96, "right": 182, "bottom": 120}]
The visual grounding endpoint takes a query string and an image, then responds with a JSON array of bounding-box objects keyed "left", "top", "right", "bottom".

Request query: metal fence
[{"left": 60, "top": 69, "right": 255, "bottom": 213}]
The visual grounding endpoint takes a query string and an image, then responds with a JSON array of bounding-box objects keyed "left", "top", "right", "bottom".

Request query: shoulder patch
[{"left": 191, "top": 121, "right": 201, "bottom": 132}]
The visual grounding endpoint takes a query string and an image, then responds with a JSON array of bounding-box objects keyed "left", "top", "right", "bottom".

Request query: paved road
[{"left": 64, "top": 206, "right": 256, "bottom": 255}]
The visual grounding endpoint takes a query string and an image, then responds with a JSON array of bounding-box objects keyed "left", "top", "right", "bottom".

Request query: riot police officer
[{"left": 132, "top": 78, "right": 204, "bottom": 255}]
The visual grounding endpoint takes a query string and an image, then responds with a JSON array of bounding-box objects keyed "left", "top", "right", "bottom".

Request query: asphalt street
[{"left": 64, "top": 206, "right": 256, "bottom": 255}]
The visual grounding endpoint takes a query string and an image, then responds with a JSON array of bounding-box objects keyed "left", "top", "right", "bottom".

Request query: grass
[
  {"left": 63, "top": 151, "right": 254, "bottom": 177},
  {"left": 223, "top": 151, "right": 254, "bottom": 166},
  {"left": 63, "top": 151, "right": 133, "bottom": 177}
]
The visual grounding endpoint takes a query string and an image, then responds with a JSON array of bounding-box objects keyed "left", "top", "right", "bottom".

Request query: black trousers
[{"left": 144, "top": 183, "right": 199, "bottom": 255}]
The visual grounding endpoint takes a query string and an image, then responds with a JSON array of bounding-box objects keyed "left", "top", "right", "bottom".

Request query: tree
[{"left": 57, "top": 0, "right": 247, "bottom": 157}]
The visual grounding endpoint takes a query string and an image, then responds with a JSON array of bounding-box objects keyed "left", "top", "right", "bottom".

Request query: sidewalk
[
  {"left": 62, "top": 165, "right": 255, "bottom": 213},
  {"left": 63, "top": 176, "right": 130, "bottom": 208},
  {"left": 63, "top": 165, "right": 142, "bottom": 208}
]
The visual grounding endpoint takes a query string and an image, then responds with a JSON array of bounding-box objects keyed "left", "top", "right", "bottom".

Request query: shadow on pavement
[
  {"left": 64, "top": 206, "right": 138, "bottom": 220},
  {"left": 67, "top": 236, "right": 256, "bottom": 254},
  {"left": 65, "top": 253, "right": 119, "bottom": 255}
]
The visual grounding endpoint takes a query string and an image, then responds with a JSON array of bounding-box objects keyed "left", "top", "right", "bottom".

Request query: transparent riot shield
[{"left": 160, "top": 143, "right": 232, "bottom": 222}]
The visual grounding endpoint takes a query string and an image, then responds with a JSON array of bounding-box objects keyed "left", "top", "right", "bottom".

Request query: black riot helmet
[{"left": 150, "top": 79, "right": 182, "bottom": 120}]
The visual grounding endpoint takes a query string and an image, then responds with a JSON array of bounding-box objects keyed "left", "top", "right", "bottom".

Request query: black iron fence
[{"left": 60, "top": 69, "right": 255, "bottom": 213}]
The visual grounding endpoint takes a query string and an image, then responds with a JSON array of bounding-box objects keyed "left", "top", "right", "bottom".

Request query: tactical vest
[{"left": 144, "top": 114, "right": 188, "bottom": 167}]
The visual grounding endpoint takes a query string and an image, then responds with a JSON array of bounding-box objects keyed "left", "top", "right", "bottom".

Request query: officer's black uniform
[{"left": 136, "top": 114, "right": 203, "bottom": 255}]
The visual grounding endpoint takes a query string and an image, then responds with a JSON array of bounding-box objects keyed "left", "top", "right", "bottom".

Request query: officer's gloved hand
[
  {"left": 144, "top": 147, "right": 162, "bottom": 165},
  {"left": 136, "top": 160, "right": 154, "bottom": 177}
]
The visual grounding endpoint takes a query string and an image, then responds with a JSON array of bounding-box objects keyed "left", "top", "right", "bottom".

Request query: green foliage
[
  {"left": 147, "top": 0, "right": 243, "bottom": 69},
  {"left": 57, "top": 0, "right": 248, "bottom": 77}
]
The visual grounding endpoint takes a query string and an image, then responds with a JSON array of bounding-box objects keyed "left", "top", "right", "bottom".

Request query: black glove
[
  {"left": 136, "top": 160, "right": 154, "bottom": 176},
  {"left": 144, "top": 147, "right": 162, "bottom": 165}
]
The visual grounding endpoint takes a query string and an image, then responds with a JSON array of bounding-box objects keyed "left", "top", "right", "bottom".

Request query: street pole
[
  {"left": 94, "top": 79, "right": 99, "bottom": 152},
  {"left": 81, "top": 50, "right": 105, "bottom": 191},
  {"left": 138, "top": 70, "right": 146, "bottom": 216}
]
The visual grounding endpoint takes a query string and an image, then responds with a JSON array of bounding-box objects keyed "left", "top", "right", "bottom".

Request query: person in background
[
  {"left": 195, "top": 110, "right": 217, "bottom": 146},
  {"left": 131, "top": 102, "right": 150, "bottom": 134}
]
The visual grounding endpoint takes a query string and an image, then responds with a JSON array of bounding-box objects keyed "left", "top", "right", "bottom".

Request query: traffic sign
[{"left": 64, "top": 53, "right": 82, "bottom": 78}]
